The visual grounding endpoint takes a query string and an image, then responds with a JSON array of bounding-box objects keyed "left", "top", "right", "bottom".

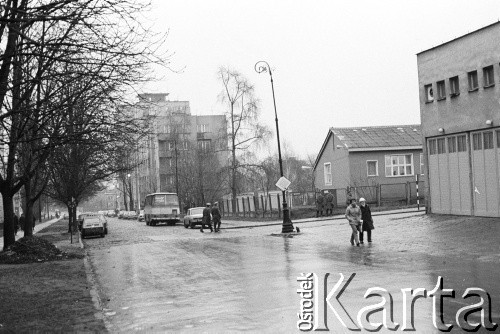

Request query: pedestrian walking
[
  {"left": 211, "top": 202, "right": 222, "bottom": 232},
  {"left": 316, "top": 193, "right": 324, "bottom": 217},
  {"left": 359, "top": 198, "right": 374, "bottom": 244},
  {"left": 324, "top": 191, "right": 334, "bottom": 216},
  {"left": 345, "top": 198, "right": 361, "bottom": 246},
  {"left": 200, "top": 203, "right": 213, "bottom": 233},
  {"left": 13, "top": 214, "right": 19, "bottom": 236}
]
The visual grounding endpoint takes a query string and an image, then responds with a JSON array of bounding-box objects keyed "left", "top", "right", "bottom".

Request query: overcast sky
[{"left": 143, "top": 0, "right": 500, "bottom": 159}]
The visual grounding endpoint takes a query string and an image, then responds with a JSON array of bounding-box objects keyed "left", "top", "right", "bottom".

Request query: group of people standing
[
  {"left": 345, "top": 197, "right": 374, "bottom": 246},
  {"left": 200, "top": 202, "right": 222, "bottom": 233},
  {"left": 315, "top": 191, "right": 335, "bottom": 217}
]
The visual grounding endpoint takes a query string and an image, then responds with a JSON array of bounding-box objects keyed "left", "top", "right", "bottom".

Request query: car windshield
[{"left": 190, "top": 208, "right": 203, "bottom": 215}]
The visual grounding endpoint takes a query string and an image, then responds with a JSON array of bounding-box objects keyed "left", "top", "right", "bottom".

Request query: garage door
[
  {"left": 427, "top": 134, "right": 471, "bottom": 215},
  {"left": 471, "top": 130, "right": 500, "bottom": 217}
]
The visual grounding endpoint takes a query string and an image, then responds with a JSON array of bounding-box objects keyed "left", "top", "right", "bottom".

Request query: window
[
  {"left": 448, "top": 136, "right": 457, "bottom": 153},
  {"left": 483, "top": 131, "right": 493, "bottom": 149},
  {"left": 324, "top": 163, "right": 332, "bottom": 185},
  {"left": 428, "top": 139, "right": 437, "bottom": 155},
  {"left": 197, "top": 124, "right": 208, "bottom": 132},
  {"left": 180, "top": 141, "right": 188, "bottom": 150},
  {"left": 167, "top": 175, "right": 175, "bottom": 185},
  {"left": 472, "top": 133, "right": 482, "bottom": 150},
  {"left": 483, "top": 65, "right": 495, "bottom": 87},
  {"left": 163, "top": 124, "right": 171, "bottom": 133},
  {"left": 385, "top": 154, "right": 413, "bottom": 177},
  {"left": 158, "top": 140, "right": 168, "bottom": 152},
  {"left": 457, "top": 135, "right": 467, "bottom": 152},
  {"left": 437, "top": 138, "right": 446, "bottom": 154},
  {"left": 468, "top": 71, "right": 478, "bottom": 91},
  {"left": 168, "top": 141, "right": 175, "bottom": 150},
  {"left": 198, "top": 140, "right": 211, "bottom": 151},
  {"left": 436, "top": 80, "right": 446, "bottom": 100},
  {"left": 367, "top": 160, "right": 378, "bottom": 177},
  {"left": 424, "top": 84, "right": 434, "bottom": 102},
  {"left": 449, "top": 76, "right": 459, "bottom": 96},
  {"left": 419, "top": 153, "right": 424, "bottom": 175}
]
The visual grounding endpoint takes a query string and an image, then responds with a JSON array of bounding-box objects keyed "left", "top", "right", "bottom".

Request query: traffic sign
[{"left": 276, "top": 176, "right": 291, "bottom": 191}]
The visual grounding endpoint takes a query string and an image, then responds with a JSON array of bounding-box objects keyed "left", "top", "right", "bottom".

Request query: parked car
[
  {"left": 106, "top": 210, "right": 116, "bottom": 217},
  {"left": 78, "top": 212, "right": 108, "bottom": 234},
  {"left": 81, "top": 216, "right": 106, "bottom": 239},
  {"left": 137, "top": 210, "right": 144, "bottom": 221},
  {"left": 183, "top": 207, "right": 205, "bottom": 228},
  {"left": 126, "top": 211, "right": 137, "bottom": 220}
]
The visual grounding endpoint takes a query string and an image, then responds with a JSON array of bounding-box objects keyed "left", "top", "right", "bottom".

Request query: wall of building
[
  {"left": 314, "top": 133, "right": 350, "bottom": 190},
  {"left": 348, "top": 149, "right": 423, "bottom": 185},
  {"left": 417, "top": 22, "right": 500, "bottom": 139},
  {"left": 417, "top": 22, "right": 500, "bottom": 217}
]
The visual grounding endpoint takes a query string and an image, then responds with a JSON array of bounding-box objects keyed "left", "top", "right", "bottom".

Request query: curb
[
  {"left": 80, "top": 233, "right": 112, "bottom": 331},
  {"left": 221, "top": 208, "right": 426, "bottom": 230}
]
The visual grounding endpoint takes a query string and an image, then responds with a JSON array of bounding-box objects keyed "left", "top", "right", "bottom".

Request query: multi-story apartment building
[
  {"left": 417, "top": 22, "right": 500, "bottom": 217},
  {"left": 134, "top": 93, "right": 228, "bottom": 208}
]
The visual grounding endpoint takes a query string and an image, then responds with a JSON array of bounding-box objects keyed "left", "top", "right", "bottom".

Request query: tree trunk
[
  {"left": 2, "top": 191, "right": 16, "bottom": 250},
  {"left": 23, "top": 183, "right": 33, "bottom": 237}
]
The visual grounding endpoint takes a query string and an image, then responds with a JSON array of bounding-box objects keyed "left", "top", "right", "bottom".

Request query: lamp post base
[{"left": 281, "top": 203, "right": 294, "bottom": 233}]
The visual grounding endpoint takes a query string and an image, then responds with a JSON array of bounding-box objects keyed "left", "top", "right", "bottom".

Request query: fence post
[
  {"left": 268, "top": 193, "right": 273, "bottom": 218},
  {"left": 260, "top": 195, "right": 265, "bottom": 218},
  {"left": 242, "top": 197, "right": 246, "bottom": 217},
  {"left": 235, "top": 198, "right": 239, "bottom": 217},
  {"left": 377, "top": 185, "right": 381, "bottom": 207},
  {"left": 406, "top": 182, "right": 410, "bottom": 206},
  {"left": 247, "top": 197, "right": 252, "bottom": 218}
]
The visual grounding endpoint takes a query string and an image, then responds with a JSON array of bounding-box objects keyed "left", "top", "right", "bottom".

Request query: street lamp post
[{"left": 255, "top": 61, "right": 294, "bottom": 233}]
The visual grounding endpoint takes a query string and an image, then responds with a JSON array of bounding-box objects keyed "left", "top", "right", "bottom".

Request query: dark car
[
  {"left": 81, "top": 216, "right": 106, "bottom": 239},
  {"left": 183, "top": 207, "right": 205, "bottom": 228}
]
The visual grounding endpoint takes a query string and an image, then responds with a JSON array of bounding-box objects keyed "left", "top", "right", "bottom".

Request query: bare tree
[
  {"left": 0, "top": 0, "right": 167, "bottom": 249},
  {"left": 217, "top": 66, "right": 270, "bottom": 211}
]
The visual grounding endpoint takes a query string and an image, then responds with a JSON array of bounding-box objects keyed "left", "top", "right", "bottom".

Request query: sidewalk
[
  {"left": 222, "top": 206, "right": 426, "bottom": 229},
  {"left": 0, "top": 217, "right": 61, "bottom": 249}
]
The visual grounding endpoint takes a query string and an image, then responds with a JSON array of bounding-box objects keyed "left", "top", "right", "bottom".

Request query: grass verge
[{"left": 0, "top": 219, "right": 106, "bottom": 333}]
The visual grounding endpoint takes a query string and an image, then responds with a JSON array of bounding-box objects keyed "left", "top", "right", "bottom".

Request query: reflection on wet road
[{"left": 86, "top": 213, "right": 500, "bottom": 333}]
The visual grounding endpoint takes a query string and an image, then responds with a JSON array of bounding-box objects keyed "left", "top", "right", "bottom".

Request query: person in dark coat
[
  {"left": 324, "top": 192, "right": 334, "bottom": 216},
  {"left": 200, "top": 203, "right": 213, "bottom": 233},
  {"left": 316, "top": 193, "right": 324, "bottom": 217},
  {"left": 211, "top": 202, "right": 222, "bottom": 232},
  {"left": 359, "top": 198, "right": 374, "bottom": 243}
]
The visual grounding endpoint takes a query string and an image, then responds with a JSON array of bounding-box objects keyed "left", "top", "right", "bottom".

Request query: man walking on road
[
  {"left": 200, "top": 203, "right": 213, "bottom": 233},
  {"left": 211, "top": 202, "right": 222, "bottom": 232}
]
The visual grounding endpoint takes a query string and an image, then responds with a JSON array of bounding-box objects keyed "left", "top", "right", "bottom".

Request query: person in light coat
[{"left": 345, "top": 198, "right": 361, "bottom": 246}]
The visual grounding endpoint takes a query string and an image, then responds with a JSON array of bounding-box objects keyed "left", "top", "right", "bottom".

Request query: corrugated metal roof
[{"left": 331, "top": 125, "right": 421, "bottom": 149}]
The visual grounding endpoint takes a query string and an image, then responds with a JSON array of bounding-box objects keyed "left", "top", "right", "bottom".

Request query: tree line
[{"left": 0, "top": 0, "right": 167, "bottom": 249}]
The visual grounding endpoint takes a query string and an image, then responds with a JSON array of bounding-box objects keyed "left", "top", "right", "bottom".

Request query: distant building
[
  {"left": 417, "top": 22, "right": 500, "bottom": 217},
  {"left": 133, "top": 93, "right": 228, "bottom": 207},
  {"left": 313, "top": 125, "right": 423, "bottom": 206}
]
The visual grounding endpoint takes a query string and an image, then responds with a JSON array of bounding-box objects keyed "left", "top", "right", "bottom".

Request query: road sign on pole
[{"left": 276, "top": 176, "right": 291, "bottom": 191}]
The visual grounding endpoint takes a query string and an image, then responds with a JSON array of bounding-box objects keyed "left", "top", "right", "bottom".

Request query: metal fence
[{"left": 219, "top": 181, "right": 425, "bottom": 218}]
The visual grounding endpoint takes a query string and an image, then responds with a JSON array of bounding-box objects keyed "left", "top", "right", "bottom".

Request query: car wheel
[
  {"left": 184, "top": 220, "right": 189, "bottom": 228},
  {"left": 105, "top": 228, "right": 108, "bottom": 235},
  {"left": 190, "top": 221, "right": 196, "bottom": 229},
  {"left": 101, "top": 234, "right": 105, "bottom": 238}
]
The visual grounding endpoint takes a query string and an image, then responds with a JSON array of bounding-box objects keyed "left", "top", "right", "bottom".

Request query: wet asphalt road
[{"left": 84, "top": 213, "right": 500, "bottom": 333}]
